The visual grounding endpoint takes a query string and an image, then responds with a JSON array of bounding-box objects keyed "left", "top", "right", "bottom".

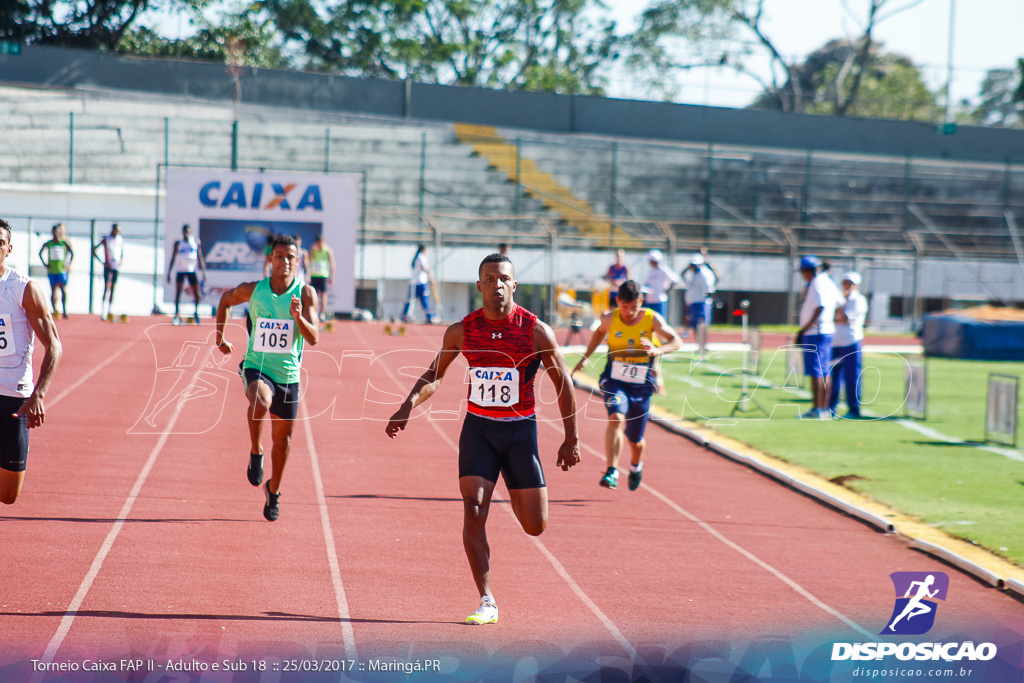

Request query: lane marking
[
  {"left": 357, "top": 328, "right": 636, "bottom": 656},
  {"left": 300, "top": 401, "right": 358, "bottom": 660},
  {"left": 48, "top": 330, "right": 144, "bottom": 407},
  {"left": 540, "top": 418, "right": 877, "bottom": 641},
  {"left": 31, "top": 361, "right": 203, "bottom": 677}
]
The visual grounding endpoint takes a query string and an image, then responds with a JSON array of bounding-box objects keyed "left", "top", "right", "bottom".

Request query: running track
[{"left": 0, "top": 318, "right": 1021, "bottom": 682}]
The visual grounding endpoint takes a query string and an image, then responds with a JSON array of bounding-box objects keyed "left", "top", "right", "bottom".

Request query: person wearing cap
[
  {"left": 642, "top": 249, "right": 679, "bottom": 319},
  {"left": 796, "top": 255, "right": 838, "bottom": 419},
  {"left": 682, "top": 248, "right": 717, "bottom": 360},
  {"left": 828, "top": 271, "right": 869, "bottom": 419}
]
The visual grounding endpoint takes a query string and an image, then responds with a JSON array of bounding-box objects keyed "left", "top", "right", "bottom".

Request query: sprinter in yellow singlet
[{"left": 572, "top": 280, "right": 682, "bottom": 491}]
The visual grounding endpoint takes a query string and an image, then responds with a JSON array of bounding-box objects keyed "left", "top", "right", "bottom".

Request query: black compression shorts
[
  {"left": 241, "top": 367, "right": 299, "bottom": 421},
  {"left": 458, "top": 412, "right": 545, "bottom": 490},
  {"left": 0, "top": 395, "right": 29, "bottom": 473}
]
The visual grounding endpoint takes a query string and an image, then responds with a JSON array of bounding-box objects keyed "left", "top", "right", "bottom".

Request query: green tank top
[
  {"left": 44, "top": 240, "right": 70, "bottom": 274},
  {"left": 310, "top": 247, "right": 330, "bottom": 278},
  {"left": 243, "top": 277, "right": 305, "bottom": 384}
]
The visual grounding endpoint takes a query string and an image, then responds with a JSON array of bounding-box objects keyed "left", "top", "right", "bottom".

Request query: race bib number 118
[{"left": 469, "top": 367, "right": 520, "bottom": 407}]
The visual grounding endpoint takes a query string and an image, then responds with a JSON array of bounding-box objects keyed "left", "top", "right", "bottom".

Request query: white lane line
[
  {"left": 47, "top": 331, "right": 142, "bottom": 407},
  {"left": 300, "top": 401, "right": 358, "bottom": 660},
  {"left": 541, "top": 418, "right": 877, "bottom": 641},
  {"left": 359, "top": 330, "right": 636, "bottom": 656},
  {"left": 31, "top": 362, "right": 201, "bottom": 679}
]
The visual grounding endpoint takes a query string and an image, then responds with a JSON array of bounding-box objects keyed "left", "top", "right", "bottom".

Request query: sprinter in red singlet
[{"left": 386, "top": 253, "right": 580, "bottom": 624}]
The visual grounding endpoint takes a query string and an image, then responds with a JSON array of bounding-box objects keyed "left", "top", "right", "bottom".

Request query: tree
[
  {"left": 261, "top": 0, "right": 621, "bottom": 94},
  {"left": 967, "top": 60, "right": 1024, "bottom": 128},
  {"left": 1, "top": 0, "right": 208, "bottom": 51},
  {"left": 750, "top": 39, "right": 939, "bottom": 121},
  {"left": 628, "top": 0, "right": 925, "bottom": 113}
]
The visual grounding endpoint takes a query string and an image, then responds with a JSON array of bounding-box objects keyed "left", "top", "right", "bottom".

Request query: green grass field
[{"left": 569, "top": 349, "right": 1024, "bottom": 566}]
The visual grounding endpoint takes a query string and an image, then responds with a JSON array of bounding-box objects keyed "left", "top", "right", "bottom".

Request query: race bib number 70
[
  {"left": 611, "top": 360, "right": 649, "bottom": 384},
  {"left": 468, "top": 366, "right": 520, "bottom": 407}
]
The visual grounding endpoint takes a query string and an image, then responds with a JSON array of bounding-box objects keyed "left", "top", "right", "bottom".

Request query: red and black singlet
[{"left": 461, "top": 304, "right": 541, "bottom": 418}]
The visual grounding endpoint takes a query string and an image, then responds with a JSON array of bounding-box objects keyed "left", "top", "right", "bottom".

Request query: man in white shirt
[
  {"left": 796, "top": 255, "right": 838, "bottom": 419},
  {"left": 829, "top": 271, "right": 869, "bottom": 419},
  {"left": 93, "top": 223, "right": 123, "bottom": 320},
  {"left": 683, "top": 250, "right": 717, "bottom": 359},
  {"left": 642, "top": 249, "right": 679, "bottom": 320}
]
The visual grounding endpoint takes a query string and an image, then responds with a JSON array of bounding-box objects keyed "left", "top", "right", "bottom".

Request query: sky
[{"left": 603, "top": 0, "right": 1024, "bottom": 109}]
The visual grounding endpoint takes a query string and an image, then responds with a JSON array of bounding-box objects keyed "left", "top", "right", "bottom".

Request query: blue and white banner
[{"left": 164, "top": 169, "right": 359, "bottom": 312}]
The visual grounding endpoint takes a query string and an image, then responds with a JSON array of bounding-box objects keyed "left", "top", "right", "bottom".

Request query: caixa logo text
[{"left": 199, "top": 182, "right": 323, "bottom": 211}]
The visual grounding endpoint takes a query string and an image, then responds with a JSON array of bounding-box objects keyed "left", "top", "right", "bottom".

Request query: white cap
[
  {"left": 648, "top": 249, "right": 663, "bottom": 262},
  {"left": 690, "top": 253, "right": 704, "bottom": 265},
  {"left": 842, "top": 271, "right": 861, "bottom": 285}
]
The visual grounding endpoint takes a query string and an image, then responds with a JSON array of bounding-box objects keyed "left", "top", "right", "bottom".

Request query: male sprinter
[
  {"left": 215, "top": 235, "right": 319, "bottom": 521},
  {"left": 385, "top": 253, "right": 580, "bottom": 624},
  {"left": 0, "top": 218, "right": 63, "bottom": 504},
  {"left": 167, "top": 224, "right": 208, "bottom": 325},
  {"left": 572, "top": 280, "right": 682, "bottom": 491},
  {"left": 39, "top": 223, "right": 73, "bottom": 319},
  {"left": 93, "top": 223, "right": 123, "bottom": 320}
]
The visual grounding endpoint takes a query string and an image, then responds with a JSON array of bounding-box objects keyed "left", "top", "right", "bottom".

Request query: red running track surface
[{"left": 0, "top": 317, "right": 1020, "bottom": 682}]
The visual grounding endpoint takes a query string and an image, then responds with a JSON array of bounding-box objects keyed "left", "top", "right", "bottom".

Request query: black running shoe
[
  {"left": 263, "top": 480, "right": 281, "bottom": 521},
  {"left": 247, "top": 451, "right": 264, "bottom": 487}
]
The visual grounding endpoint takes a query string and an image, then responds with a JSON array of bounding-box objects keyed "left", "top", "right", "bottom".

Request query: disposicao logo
[
  {"left": 882, "top": 571, "right": 948, "bottom": 635},
  {"left": 831, "top": 571, "right": 998, "bottom": 663}
]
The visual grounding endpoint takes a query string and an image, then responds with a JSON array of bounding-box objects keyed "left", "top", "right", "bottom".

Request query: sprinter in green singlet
[{"left": 215, "top": 234, "right": 319, "bottom": 521}]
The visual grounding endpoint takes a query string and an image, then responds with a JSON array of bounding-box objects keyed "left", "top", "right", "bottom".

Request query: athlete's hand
[
  {"left": 290, "top": 295, "right": 302, "bottom": 320},
  {"left": 571, "top": 357, "right": 588, "bottom": 376},
  {"left": 217, "top": 340, "right": 233, "bottom": 355},
  {"left": 556, "top": 438, "right": 580, "bottom": 471},
  {"left": 15, "top": 395, "right": 46, "bottom": 429},
  {"left": 640, "top": 337, "right": 658, "bottom": 358},
  {"left": 385, "top": 405, "right": 411, "bottom": 439}
]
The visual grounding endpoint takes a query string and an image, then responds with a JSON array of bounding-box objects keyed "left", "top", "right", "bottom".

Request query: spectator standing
[
  {"left": 642, "top": 249, "right": 679, "bottom": 319},
  {"left": 682, "top": 250, "right": 717, "bottom": 360},
  {"left": 309, "top": 234, "right": 335, "bottom": 321},
  {"left": 604, "top": 249, "right": 630, "bottom": 308},
  {"left": 796, "top": 255, "right": 838, "bottom": 419},
  {"left": 402, "top": 244, "right": 436, "bottom": 324},
  {"left": 829, "top": 272, "right": 869, "bottom": 419}
]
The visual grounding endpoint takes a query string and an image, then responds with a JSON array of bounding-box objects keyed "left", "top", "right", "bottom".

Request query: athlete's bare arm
[
  {"left": 15, "top": 281, "right": 62, "bottom": 428},
  {"left": 385, "top": 322, "right": 464, "bottom": 438},
  {"left": 196, "top": 240, "right": 208, "bottom": 279},
  {"left": 291, "top": 283, "right": 320, "bottom": 346},
  {"left": 644, "top": 311, "right": 683, "bottom": 357},
  {"left": 571, "top": 310, "right": 613, "bottom": 375},
  {"left": 166, "top": 240, "right": 180, "bottom": 283},
  {"left": 214, "top": 281, "right": 258, "bottom": 355},
  {"left": 533, "top": 321, "right": 581, "bottom": 471}
]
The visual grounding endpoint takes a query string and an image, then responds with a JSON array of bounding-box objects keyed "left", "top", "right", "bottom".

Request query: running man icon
[{"left": 883, "top": 571, "right": 949, "bottom": 635}]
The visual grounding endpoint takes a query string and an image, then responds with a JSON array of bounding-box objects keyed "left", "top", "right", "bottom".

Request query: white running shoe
[{"left": 465, "top": 596, "right": 498, "bottom": 625}]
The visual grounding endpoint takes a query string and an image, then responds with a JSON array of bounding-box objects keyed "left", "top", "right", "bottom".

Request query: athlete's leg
[
  {"left": 628, "top": 438, "right": 646, "bottom": 468},
  {"left": 0, "top": 468, "right": 24, "bottom": 505},
  {"left": 508, "top": 486, "right": 548, "bottom": 536},
  {"left": 58, "top": 283, "right": 68, "bottom": 317},
  {"left": 266, "top": 414, "right": 293, "bottom": 495},
  {"left": 108, "top": 271, "right": 118, "bottom": 310},
  {"left": 605, "top": 412, "right": 624, "bottom": 470},
  {"left": 460, "top": 475, "right": 496, "bottom": 599},
  {"left": 245, "top": 379, "right": 273, "bottom": 455},
  {"left": 174, "top": 278, "right": 184, "bottom": 317}
]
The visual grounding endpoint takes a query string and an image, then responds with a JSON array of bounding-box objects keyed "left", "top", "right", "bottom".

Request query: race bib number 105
[
  {"left": 253, "top": 318, "right": 293, "bottom": 353},
  {"left": 0, "top": 314, "right": 15, "bottom": 357},
  {"left": 469, "top": 367, "right": 520, "bottom": 407}
]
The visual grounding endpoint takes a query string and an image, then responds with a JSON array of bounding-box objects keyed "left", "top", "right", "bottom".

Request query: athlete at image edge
[
  {"left": 0, "top": 218, "right": 63, "bottom": 505},
  {"left": 213, "top": 237, "right": 320, "bottom": 521},
  {"left": 572, "top": 280, "right": 683, "bottom": 491},
  {"left": 384, "top": 255, "right": 581, "bottom": 624}
]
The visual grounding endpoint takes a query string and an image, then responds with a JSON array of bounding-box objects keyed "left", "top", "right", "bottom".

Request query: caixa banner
[{"left": 164, "top": 169, "right": 359, "bottom": 314}]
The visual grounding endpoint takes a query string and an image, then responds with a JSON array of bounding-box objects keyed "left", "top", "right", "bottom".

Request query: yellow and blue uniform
[{"left": 599, "top": 309, "right": 659, "bottom": 444}]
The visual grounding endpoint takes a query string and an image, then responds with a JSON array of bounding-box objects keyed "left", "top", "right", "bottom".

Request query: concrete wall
[{"left": 4, "top": 46, "right": 1024, "bottom": 165}]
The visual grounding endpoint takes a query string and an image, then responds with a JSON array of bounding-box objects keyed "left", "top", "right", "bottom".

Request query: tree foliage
[{"left": 967, "top": 60, "right": 1024, "bottom": 128}]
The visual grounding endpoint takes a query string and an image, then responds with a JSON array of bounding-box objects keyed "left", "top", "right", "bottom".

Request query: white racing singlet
[
  {"left": 0, "top": 268, "right": 35, "bottom": 398},
  {"left": 177, "top": 236, "right": 199, "bottom": 272}
]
